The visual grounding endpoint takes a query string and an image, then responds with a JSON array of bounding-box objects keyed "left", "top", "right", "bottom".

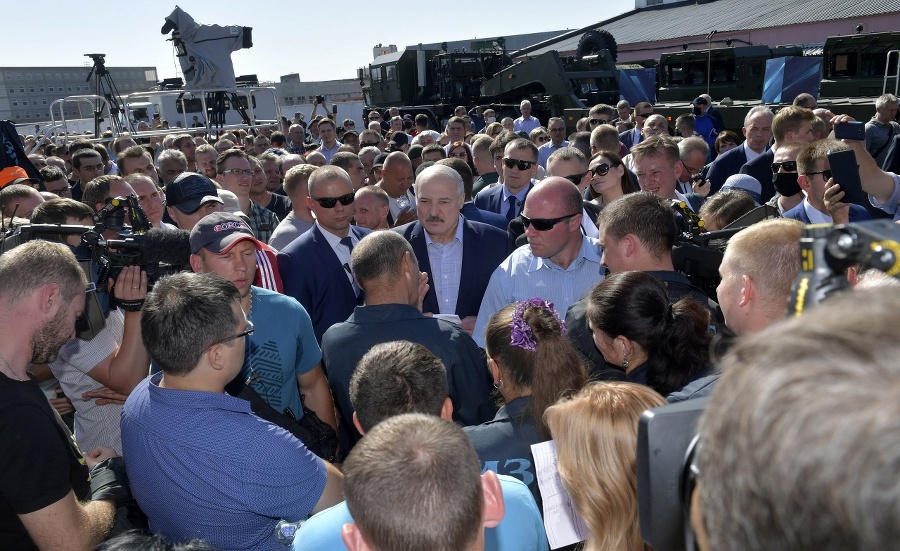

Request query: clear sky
[{"left": 10, "top": 1, "right": 636, "bottom": 83}]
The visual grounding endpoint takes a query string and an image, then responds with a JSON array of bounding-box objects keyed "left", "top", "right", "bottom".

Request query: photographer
[{"left": 42, "top": 183, "right": 151, "bottom": 454}]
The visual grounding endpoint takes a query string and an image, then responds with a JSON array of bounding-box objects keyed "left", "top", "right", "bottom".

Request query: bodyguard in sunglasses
[
  {"left": 472, "top": 177, "right": 604, "bottom": 348},
  {"left": 278, "top": 166, "right": 371, "bottom": 343},
  {"left": 474, "top": 138, "right": 539, "bottom": 222}
]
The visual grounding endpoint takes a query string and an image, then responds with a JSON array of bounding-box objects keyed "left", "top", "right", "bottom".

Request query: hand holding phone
[
  {"left": 834, "top": 121, "right": 865, "bottom": 141},
  {"left": 826, "top": 149, "right": 865, "bottom": 204}
]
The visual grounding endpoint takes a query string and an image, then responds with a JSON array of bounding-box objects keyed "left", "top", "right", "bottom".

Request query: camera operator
[
  {"left": 832, "top": 115, "right": 900, "bottom": 222},
  {"left": 42, "top": 178, "right": 151, "bottom": 454},
  {"left": 693, "top": 288, "right": 900, "bottom": 551}
]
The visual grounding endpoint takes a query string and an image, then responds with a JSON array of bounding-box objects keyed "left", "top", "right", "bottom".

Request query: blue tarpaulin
[
  {"left": 619, "top": 68, "right": 657, "bottom": 104},
  {"left": 761, "top": 57, "right": 822, "bottom": 103}
]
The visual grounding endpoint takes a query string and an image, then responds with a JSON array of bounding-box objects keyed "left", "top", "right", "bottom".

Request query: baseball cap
[
  {"left": 373, "top": 152, "right": 389, "bottom": 168},
  {"left": 691, "top": 96, "right": 709, "bottom": 106},
  {"left": 721, "top": 173, "right": 762, "bottom": 205},
  {"left": 165, "top": 172, "right": 224, "bottom": 214},
  {"left": 390, "top": 132, "right": 409, "bottom": 149},
  {"left": 189, "top": 212, "right": 259, "bottom": 254},
  {"left": 0, "top": 166, "right": 39, "bottom": 188}
]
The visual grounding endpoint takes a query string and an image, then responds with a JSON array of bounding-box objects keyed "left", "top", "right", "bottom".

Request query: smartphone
[
  {"left": 826, "top": 149, "right": 865, "bottom": 204},
  {"left": 332, "top": 104, "right": 338, "bottom": 115},
  {"left": 834, "top": 121, "right": 865, "bottom": 141}
]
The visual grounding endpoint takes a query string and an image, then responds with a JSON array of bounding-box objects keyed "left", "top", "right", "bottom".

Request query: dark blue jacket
[
  {"left": 474, "top": 183, "right": 534, "bottom": 214},
  {"left": 707, "top": 145, "right": 751, "bottom": 194},
  {"left": 739, "top": 150, "right": 776, "bottom": 203},
  {"left": 394, "top": 218, "right": 512, "bottom": 319},
  {"left": 461, "top": 202, "right": 509, "bottom": 231},
  {"left": 782, "top": 202, "right": 870, "bottom": 224},
  {"left": 277, "top": 224, "right": 370, "bottom": 343}
]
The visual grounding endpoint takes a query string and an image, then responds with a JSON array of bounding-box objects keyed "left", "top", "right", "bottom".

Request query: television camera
[{"left": 0, "top": 195, "right": 190, "bottom": 340}]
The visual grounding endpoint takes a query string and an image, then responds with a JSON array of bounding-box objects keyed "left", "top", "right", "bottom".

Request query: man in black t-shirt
[{"left": 0, "top": 241, "right": 118, "bottom": 550}]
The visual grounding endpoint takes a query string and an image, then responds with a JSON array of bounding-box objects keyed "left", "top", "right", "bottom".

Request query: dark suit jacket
[
  {"left": 394, "top": 218, "right": 512, "bottom": 318},
  {"left": 707, "top": 145, "right": 749, "bottom": 194},
  {"left": 460, "top": 202, "right": 509, "bottom": 231},
  {"left": 619, "top": 127, "right": 642, "bottom": 151},
  {"left": 474, "top": 183, "right": 534, "bottom": 214},
  {"left": 739, "top": 149, "right": 775, "bottom": 203},
  {"left": 782, "top": 202, "right": 870, "bottom": 224},
  {"left": 277, "top": 224, "right": 371, "bottom": 343}
]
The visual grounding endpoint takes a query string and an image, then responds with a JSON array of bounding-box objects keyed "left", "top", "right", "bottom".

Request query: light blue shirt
[
  {"left": 293, "top": 475, "right": 549, "bottom": 551},
  {"left": 870, "top": 172, "right": 900, "bottom": 222},
  {"left": 425, "top": 215, "right": 465, "bottom": 315},
  {"left": 537, "top": 140, "right": 569, "bottom": 168},
  {"left": 473, "top": 236, "right": 604, "bottom": 348}
]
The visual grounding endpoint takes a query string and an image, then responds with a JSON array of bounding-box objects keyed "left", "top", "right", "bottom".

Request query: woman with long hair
[
  {"left": 464, "top": 298, "right": 588, "bottom": 509},
  {"left": 545, "top": 382, "right": 665, "bottom": 551},
  {"left": 587, "top": 271, "right": 712, "bottom": 395},
  {"left": 448, "top": 141, "right": 477, "bottom": 176},
  {"left": 586, "top": 150, "right": 636, "bottom": 208}
]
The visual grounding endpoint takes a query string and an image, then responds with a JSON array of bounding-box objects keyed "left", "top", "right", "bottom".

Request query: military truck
[
  {"left": 361, "top": 33, "right": 620, "bottom": 130},
  {"left": 652, "top": 31, "right": 900, "bottom": 131}
]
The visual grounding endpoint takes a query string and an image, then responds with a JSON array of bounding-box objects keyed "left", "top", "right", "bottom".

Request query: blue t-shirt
[
  {"left": 122, "top": 373, "right": 327, "bottom": 551},
  {"left": 293, "top": 475, "right": 549, "bottom": 551},
  {"left": 244, "top": 286, "right": 322, "bottom": 419}
]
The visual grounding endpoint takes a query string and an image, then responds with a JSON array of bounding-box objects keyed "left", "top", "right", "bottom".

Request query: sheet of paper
[
  {"left": 432, "top": 313, "right": 461, "bottom": 325},
  {"left": 531, "top": 440, "right": 589, "bottom": 549}
]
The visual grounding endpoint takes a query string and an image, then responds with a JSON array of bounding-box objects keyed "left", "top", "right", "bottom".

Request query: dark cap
[
  {"left": 691, "top": 96, "right": 708, "bottom": 105},
  {"left": 189, "top": 212, "right": 259, "bottom": 254},
  {"left": 165, "top": 172, "right": 224, "bottom": 213},
  {"left": 343, "top": 130, "right": 359, "bottom": 137},
  {"left": 373, "top": 152, "right": 389, "bottom": 168}
]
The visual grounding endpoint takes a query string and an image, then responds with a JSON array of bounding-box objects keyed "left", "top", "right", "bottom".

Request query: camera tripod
[{"left": 85, "top": 53, "right": 125, "bottom": 137}]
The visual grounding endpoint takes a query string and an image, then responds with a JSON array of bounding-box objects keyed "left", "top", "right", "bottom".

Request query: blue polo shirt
[{"left": 121, "top": 373, "right": 327, "bottom": 551}]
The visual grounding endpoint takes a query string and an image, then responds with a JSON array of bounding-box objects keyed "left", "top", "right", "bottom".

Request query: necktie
[
  {"left": 506, "top": 195, "right": 518, "bottom": 222},
  {"left": 340, "top": 236, "right": 361, "bottom": 297}
]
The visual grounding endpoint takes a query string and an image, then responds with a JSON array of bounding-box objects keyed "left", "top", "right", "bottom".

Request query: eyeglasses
[
  {"left": 503, "top": 158, "right": 535, "bottom": 171},
  {"left": 563, "top": 171, "right": 589, "bottom": 184},
  {"left": 772, "top": 161, "right": 798, "bottom": 173},
  {"left": 47, "top": 183, "right": 72, "bottom": 197},
  {"left": 221, "top": 168, "right": 254, "bottom": 176},
  {"left": 521, "top": 212, "right": 580, "bottom": 231},
  {"left": 803, "top": 169, "right": 833, "bottom": 180},
  {"left": 209, "top": 321, "right": 254, "bottom": 348},
  {"left": 310, "top": 193, "right": 355, "bottom": 208},
  {"left": 589, "top": 118, "right": 609, "bottom": 125},
  {"left": 534, "top": 136, "right": 549, "bottom": 143},
  {"left": 637, "top": 112, "right": 654, "bottom": 118},
  {"left": 589, "top": 163, "right": 612, "bottom": 177}
]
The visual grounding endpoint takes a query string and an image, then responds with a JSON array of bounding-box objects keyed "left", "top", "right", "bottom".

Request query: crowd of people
[{"left": 1, "top": 90, "right": 899, "bottom": 551}]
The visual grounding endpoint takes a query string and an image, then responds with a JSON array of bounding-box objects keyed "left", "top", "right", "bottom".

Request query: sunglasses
[
  {"left": 521, "top": 212, "right": 579, "bottom": 231},
  {"left": 310, "top": 193, "right": 355, "bottom": 208},
  {"left": 803, "top": 169, "right": 833, "bottom": 180},
  {"left": 535, "top": 136, "right": 549, "bottom": 143},
  {"left": 771, "top": 161, "right": 798, "bottom": 173},
  {"left": 589, "top": 118, "right": 609, "bottom": 125},
  {"left": 563, "top": 171, "right": 589, "bottom": 184},
  {"left": 503, "top": 158, "right": 535, "bottom": 171},
  {"left": 360, "top": 141, "right": 380, "bottom": 147},
  {"left": 589, "top": 163, "right": 612, "bottom": 177}
]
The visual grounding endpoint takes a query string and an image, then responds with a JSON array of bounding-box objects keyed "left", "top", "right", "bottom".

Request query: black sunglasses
[
  {"left": 771, "top": 161, "right": 798, "bottom": 173},
  {"left": 803, "top": 169, "right": 833, "bottom": 180},
  {"left": 563, "top": 171, "right": 589, "bottom": 184},
  {"left": 310, "top": 193, "right": 355, "bottom": 208},
  {"left": 360, "top": 141, "right": 380, "bottom": 147},
  {"left": 503, "top": 158, "right": 535, "bottom": 171},
  {"left": 589, "top": 118, "right": 609, "bottom": 125},
  {"left": 521, "top": 212, "right": 580, "bottom": 231},
  {"left": 589, "top": 163, "right": 612, "bottom": 177}
]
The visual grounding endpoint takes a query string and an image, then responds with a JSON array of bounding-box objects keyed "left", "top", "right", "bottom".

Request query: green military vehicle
[
  {"left": 362, "top": 32, "right": 620, "bottom": 130},
  {"left": 652, "top": 31, "right": 900, "bottom": 131}
]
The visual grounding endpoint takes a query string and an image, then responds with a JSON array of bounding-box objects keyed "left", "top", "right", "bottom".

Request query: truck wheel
[{"left": 576, "top": 30, "right": 618, "bottom": 62}]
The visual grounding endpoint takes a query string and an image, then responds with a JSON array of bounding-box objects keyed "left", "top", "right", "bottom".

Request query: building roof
[{"left": 524, "top": 0, "right": 900, "bottom": 55}]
